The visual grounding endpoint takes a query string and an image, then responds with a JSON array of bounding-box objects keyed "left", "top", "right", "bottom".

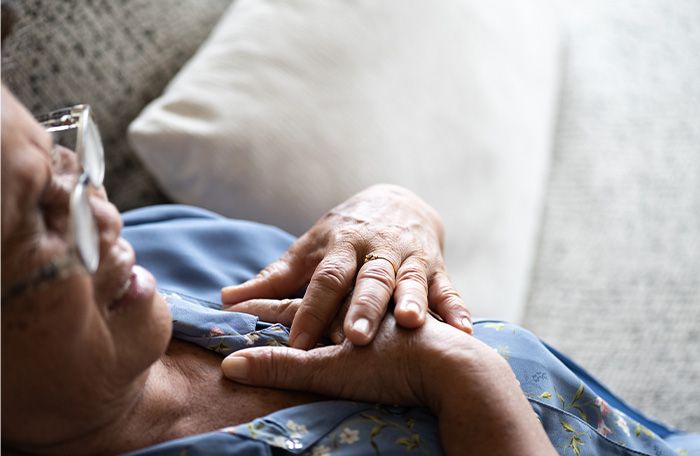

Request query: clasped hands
[
  {"left": 219, "top": 183, "right": 474, "bottom": 405},
  {"left": 221, "top": 184, "right": 472, "bottom": 348},
  {"left": 219, "top": 185, "right": 557, "bottom": 454}
]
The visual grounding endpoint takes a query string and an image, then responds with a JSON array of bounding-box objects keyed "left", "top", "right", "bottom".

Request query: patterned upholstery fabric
[
  {"left": 1, "top": 0, "right": 231, "bottom": 210},
  {"left": 524, "top": 0, "right": 700, "bottom": 431}
]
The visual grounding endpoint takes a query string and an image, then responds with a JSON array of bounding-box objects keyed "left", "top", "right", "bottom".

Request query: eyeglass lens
[
  {"left": 81, "top": 114, "right": 105, "bottom": 185},
  {"left": 42, "top": 106, "right": 104, "bottom": 274},
  {"left": 71, "top": 174, "right": 101, "bottom": 273}
]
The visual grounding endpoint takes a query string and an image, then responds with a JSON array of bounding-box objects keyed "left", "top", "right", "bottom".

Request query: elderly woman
[{"left": 2, "top": 86, "right": 697, "bottom": 456}]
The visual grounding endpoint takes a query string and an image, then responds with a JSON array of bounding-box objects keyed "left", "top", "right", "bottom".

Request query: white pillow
[{"left": 128, "top": 0, "right": 560, "bottom": 322}]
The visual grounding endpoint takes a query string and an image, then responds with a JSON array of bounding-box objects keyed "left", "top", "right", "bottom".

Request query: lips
[
  {"left": 102, "top": 238, "right": 155, "bottom": 312},
  {"left": 114, "top": 265, "right": 156, "bottom": 308},
  {"left": 115, "top": 276, "right": 132, "bottom": 300}
]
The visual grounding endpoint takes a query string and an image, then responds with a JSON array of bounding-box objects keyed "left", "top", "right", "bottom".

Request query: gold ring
[{"left": 363, "top": 253, "right": 397, "bottom": 274}]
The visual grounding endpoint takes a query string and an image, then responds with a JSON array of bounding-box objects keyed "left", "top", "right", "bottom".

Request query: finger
[
  {"left": 392, "top": 257, "right": 429, "bottom": 329},
  {"left": 221, "top": 341, "right": 412, "bottom": 406},
  {"left": 428, "top": 271, "right": 472, "bottom": 334},
  {"left": 223, "top": 298, "right": 301, "bottom": 326},
  {"left": 221, "top": 251, "right": 308, "bottom": 305},
  {"left": 221, "top": 345, "right": 343, "bottom": 395},
  {"left": 289, "top": 246, "right": 357, "bottom": 349},
  {"left": 328, "top": 293, "right": 352, "bottom": 345},
  {"left": 343, "top": 254, "right": 397, "bottom": 346}
]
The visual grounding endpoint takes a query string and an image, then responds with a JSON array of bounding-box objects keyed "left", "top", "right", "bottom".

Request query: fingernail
[
  {"left": 222, "top": 356, "right": 249, "bottom": 381},
  {"left": 293, "top": 332, "right": 312, "bottom": 350},
  {"left": 352, "top": 318, "right": 370, "bottom": 336},
  {"left": 461, "top": 317, "right": 473, "bottom": 332},
  {"left": 403, "top": 301, "right": 421, "bottom": 316}
]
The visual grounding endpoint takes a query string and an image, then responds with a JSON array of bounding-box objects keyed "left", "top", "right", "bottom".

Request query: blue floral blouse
[{"left": 122, "top": 205, "right": 700, "bottom": 456}]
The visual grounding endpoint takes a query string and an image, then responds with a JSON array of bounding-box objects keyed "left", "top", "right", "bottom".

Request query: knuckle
[
  {"left": 353, "top": 293, "right": 387, "bottom": 316},
  {"left": 257, "top": 260, "right": 285, "bottom": 279},
  {"left": 266, "top": 349, "right": 292, "bottom": 387},
  {"left": 256, "top": 267, "right": 274, "bottom": 281},
  {"left": 435, "top": 283, "right": 462, "bottom": 305},
  {"left": 278, "top": 298, "right": 300, "bottom": 314},
  {"left": 276, "top": 298, "right": 294, "bottom": 311},
  {"left": 259, "top": 347, "right": 303, "bottom": 388},
  {"left": 358, "top": 265, "right": 395, "bottom": 292},
  {"left": 444, "top": 296, "right": 466, "bottom": 313},
  {"left": 333, "top": 226, "right": 363, "bottom": 243},
  {"left": 439, "top": 288, "right": 461, "bottom": 303},
  {"left": 251, "top": 348, "right": 277, "bottom": 384},
  {"left": 397, "top": 265, "right": 428, "bottom": 289},
  {"left": 298, "top": 304, "right": 330, "bottom": 327},
  {"left": 437, "top": 285, "right": 460, "bottom": 299},
  {"left": 441, "top": 296, "right": 466, "bottom": 315},
  {"left": 314, "top": 262, "right": 350, "bottom": 292}
]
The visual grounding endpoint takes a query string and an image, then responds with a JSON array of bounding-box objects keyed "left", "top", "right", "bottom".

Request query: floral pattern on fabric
[
  {"left": 126, "top": 293, "right": 700, "bottom": 456},
  {"left": 223, "top": 402, "right": 440, "bottom": 456},
  {"left": 162, "top": 289, "right": 291, "bottom": 355},
  {"left": 475, "top": 321, "right": 692, "bottom": 455}
]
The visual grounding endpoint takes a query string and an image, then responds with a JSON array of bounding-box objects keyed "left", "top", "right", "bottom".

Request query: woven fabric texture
[
  {"left": 523, "top": 0, "right": 700, "bottom": 431},
  {"left": 2, "top": 0, "right": 231, "bottom": 209}
]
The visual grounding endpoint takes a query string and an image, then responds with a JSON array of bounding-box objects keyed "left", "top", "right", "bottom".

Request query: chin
[
  {"left": 152, "top": 291, "right": 174, "bottom": 351},
  {"left": 142, "top": 287, "right": 174, "bottom": 363},
  {"left": 109, "top": 269, "right": 173, "bottom": 379}
]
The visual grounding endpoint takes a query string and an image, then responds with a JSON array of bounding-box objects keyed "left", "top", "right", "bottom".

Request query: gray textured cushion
[
  {"left": 1, "top": 0, "right": 231, "bottom": 210},
  {"left": 524, "top": 0, "right": 700, "bottom": 431}
]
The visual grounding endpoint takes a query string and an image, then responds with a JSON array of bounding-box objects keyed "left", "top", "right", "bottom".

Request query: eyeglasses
[{"left": 1, "top": 105, "right": 105, "bottom": 302}]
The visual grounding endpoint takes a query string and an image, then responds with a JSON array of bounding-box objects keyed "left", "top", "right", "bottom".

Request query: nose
[
  {"left": 52, "top": 144, "right": 119, "bottom": 265},
  {"left": 90, "top": 191, "right": 122, "bottom": 258},
  {"left": 90, "top": 192, "right": 123, "bottom": 262}
]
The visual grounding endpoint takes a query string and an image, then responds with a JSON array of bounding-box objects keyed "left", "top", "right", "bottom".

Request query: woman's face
[{"left": 1, "top": 86, "right": 172, "bottom": 449}]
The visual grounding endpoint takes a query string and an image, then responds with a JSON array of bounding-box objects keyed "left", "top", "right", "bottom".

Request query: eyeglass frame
[{"left": 1, "top": 104, "right": 105, "bottom": 302}]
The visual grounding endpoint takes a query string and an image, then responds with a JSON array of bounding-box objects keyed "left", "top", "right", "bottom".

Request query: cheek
[
  {"left": 3, "top": 273, "right": 91, "bottom": 329},
  {"left": 7, "top": 275, "right": 116, "bottom": 370},
  {"left": 2, "top": 271, "right": 172, "bottom": 421},
  {"left": 1, "top": 277, "right": 120, "bottom": 423}
]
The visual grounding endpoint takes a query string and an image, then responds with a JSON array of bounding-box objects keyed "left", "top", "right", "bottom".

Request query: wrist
[
  {"left": 413, "top": 329, "right": 499, "bottom": 410},
  {"left": 429, "top": 339, "right": 509, "bottom": 412},
  {"left": 419, "top": 335, "right": 556, "bottom": 455}
]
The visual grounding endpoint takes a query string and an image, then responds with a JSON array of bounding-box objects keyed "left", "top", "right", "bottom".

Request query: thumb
[
  {"left": 221, "top": 256, "right": 307, "bottom": 305},
  {"left": 221, "top": 345, "right": 343, "bottom": 394}
]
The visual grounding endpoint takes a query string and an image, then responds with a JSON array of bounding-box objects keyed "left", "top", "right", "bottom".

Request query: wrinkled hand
[
  {"left": 221, "top": 184, "right": 471, "bottom": 349},
  {"left": 221, "top": 311, "right": 488, "bottom": 409},
  {"left": 221, "top": 307, "right": 556, "bottom": 455}
]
